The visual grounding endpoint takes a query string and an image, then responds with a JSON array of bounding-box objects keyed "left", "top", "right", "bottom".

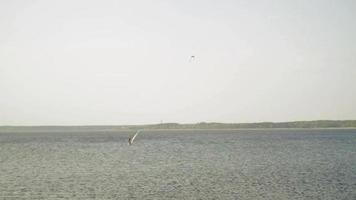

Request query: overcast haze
[{"left": 1, "top": 0, "right": 355, "bottom": 125}]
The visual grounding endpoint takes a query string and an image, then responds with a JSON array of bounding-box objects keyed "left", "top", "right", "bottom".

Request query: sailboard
[{"left": 128, "top": 130, "right": 141, "bottom": 145}]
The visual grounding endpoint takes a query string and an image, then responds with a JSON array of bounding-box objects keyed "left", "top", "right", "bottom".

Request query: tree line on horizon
[{"left": 136, "top": 120, "right": 356, "bottom": 129}]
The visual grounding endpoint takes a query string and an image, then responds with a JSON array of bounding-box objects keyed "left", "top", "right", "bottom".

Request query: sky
[{"left": 0, "top": 0, "right": 355, "bottom": 125}]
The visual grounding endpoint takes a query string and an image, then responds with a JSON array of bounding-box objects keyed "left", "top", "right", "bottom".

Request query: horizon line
[{"left": 1, "top": 119, "right": 355, "bottom": 127}]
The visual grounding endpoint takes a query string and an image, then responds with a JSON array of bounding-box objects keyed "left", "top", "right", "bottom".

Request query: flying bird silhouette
[{"left": 189, "top": 55, "right": 195, "bottom": 62}]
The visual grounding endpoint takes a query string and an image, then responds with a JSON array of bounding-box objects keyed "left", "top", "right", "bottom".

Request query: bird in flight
[{"left": 189, "top": 55, "right": 195, "bottom": 62}]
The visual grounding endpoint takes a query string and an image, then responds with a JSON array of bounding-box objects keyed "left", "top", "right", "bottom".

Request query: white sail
[{"left": 128, "top": 130, "right": 141, "bottom": 145}]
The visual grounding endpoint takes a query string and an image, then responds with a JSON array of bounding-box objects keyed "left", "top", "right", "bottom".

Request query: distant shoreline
[{"left": 1, "top": 120, "right": 356, "bottom": 132}]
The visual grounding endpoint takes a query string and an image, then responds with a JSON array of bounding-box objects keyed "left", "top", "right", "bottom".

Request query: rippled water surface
[{"left": 0, "top": 129, "right": 356, "bottom": 199}]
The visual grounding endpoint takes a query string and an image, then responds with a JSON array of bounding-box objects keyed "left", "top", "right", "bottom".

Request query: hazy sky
[{"left": 1, "top": 0, "right": 355, "bottom": 125}]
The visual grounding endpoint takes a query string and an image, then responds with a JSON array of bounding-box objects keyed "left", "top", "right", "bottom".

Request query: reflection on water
[{"left": 0, "top": 129, "right": 356, "bottom": 199}]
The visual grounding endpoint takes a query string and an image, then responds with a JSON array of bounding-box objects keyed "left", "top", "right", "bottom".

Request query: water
[{"left": 0, "top": 129, "right": 355, "bottom": 199}]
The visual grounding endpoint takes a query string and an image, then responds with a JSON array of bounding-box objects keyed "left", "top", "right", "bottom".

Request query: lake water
[{"left": 0, "top": 129, "right": 355, "bottom": 199}]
